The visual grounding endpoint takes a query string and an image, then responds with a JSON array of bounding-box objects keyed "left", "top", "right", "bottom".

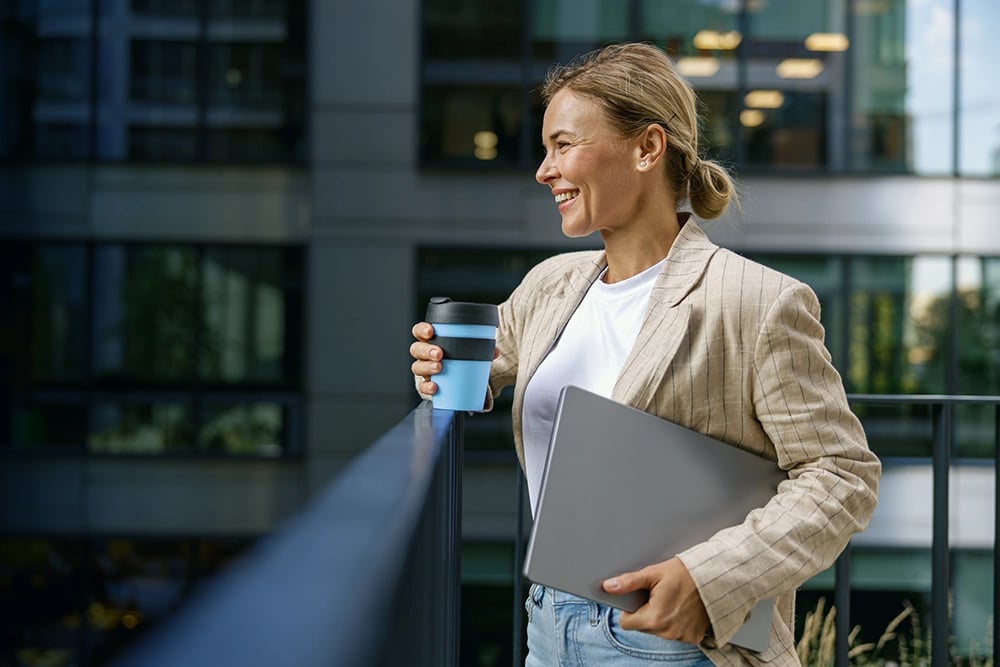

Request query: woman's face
[{"left": 535, "top": 89, "right": 642, "bottom": 239}]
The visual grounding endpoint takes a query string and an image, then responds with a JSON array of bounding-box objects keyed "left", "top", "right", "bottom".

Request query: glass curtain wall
[
  {"left": 419, "top": 0, "right": 999, "bottom": 176},
  {"left": 0, "top": 242, "right": 303, "bottom": 456},
  {"left": 0, "top": 0, "right": 306, "bottom": 163}
]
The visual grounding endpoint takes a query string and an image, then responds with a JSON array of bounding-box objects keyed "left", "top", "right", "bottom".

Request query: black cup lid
[{"left": 425, "top": 296, "right": 499, "bottom": 326}]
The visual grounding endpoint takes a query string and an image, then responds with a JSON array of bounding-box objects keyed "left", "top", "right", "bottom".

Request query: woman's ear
[{"left": 636, "top": 123, "right": 668, "bottom": 171}]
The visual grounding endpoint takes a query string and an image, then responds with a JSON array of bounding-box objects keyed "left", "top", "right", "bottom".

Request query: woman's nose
[{"left": 535, "top": 155, "right": 555, "bottom": 184}]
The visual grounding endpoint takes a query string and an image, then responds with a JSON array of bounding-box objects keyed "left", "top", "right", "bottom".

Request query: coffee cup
[{"left": 425, "top": 296, "right": 499, "bottom": 411}]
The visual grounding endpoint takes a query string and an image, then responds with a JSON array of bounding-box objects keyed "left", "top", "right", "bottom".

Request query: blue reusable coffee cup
[{"left": 425, "top": 296, "right": 499, "bottom": 411}]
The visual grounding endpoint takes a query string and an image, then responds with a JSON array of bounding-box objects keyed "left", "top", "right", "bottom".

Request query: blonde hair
[{"left": 540, "top": 42, "right": 739, "bottom": 219}]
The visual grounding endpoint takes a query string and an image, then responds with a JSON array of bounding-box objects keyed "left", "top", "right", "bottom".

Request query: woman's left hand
[{"left": 602, "top": 557, "right": 711, "bottom": 644}]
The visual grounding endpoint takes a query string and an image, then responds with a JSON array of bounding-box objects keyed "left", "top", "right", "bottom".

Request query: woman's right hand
[{"left": 410, "top": 322, "right": 442, "bottom": 396}]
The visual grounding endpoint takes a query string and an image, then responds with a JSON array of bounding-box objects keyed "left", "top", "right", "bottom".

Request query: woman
[{"left": 410, "top": 42, "right": 880, "bottom": 666}]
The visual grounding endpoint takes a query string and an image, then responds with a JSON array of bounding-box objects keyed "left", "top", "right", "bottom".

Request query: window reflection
[
  {"left": 852, "top": 0, "right": 954, "bottom": 173},
  {"left": 201, "top": 248, "right": 294, "bottom": 384},
  {"left": 532, "top": 0, "right": 628, "bottom": 62},
  {"left": 847, "top": 256, "right": 951, "bottom": 395},
  {"left": 92, "top": 246, "right": 199, "bottom": 383},
  {"left": 198, "top": 401, "right": 284, "bottom": 456},
  {"left": 89, "top": 400, "right": 194, "bottom": 454},
  {"left": 959, "top": 0, "right": 1000, "bottom": 176},
  {"left": 422, "top": 0, "right": 521, "bottom": 60},
  {"left": 420, "top": 86, "right": 523, "bottom": 165},
  {"left": 0, "top": 0, "right": 305, "bottom": 163}
]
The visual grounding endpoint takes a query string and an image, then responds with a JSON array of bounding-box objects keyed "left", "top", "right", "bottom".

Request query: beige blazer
[{"left": 488, "top": 218, "right": 881, "bottom": 666}]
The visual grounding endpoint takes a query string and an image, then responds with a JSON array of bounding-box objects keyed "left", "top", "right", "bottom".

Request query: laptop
[{"left": 523, "top": 385, "right": 785, "bottom": 652}]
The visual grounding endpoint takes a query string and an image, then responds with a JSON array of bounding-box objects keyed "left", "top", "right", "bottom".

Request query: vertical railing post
[
  {"left": 444, "top": 411, "right": 464, "bottom": 667},
  {"left": 994, "top": 404, "right": 999, "bottom": 666},
  {"left": 834, "top": 547, "right": 851, "bottom": 667},
  {"left": 513, "top": 467, "right": 526, "bottom": 667},
  {"left": 931, "top": 402, "right": 952, "bottom": 667}
]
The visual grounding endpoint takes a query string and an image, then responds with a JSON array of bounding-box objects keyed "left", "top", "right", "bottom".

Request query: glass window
[
  {"left": 10, "top": 395, "right": 88, "bottom": 450},
  {"left": 130, "top": 41, "right": 199, "bottom": 105},
  {"left": 201, "top": 247, "right": 299, "bottom": 384},
  {"left": 420, "top": 86, "right": 524, "bottom": 165},
  {"left": 131, "top": 0, "right": 201, "bottom": 17},
  {"left": 89, "top": 399, "right": 194, "bottom": 454},
  {"left": 422, "top": 0, "right": 522, "bottom": 60},
  {"left": 207, "top": 43, "right": 283, "bottom": 111},
  {"left": 959, "top": 0, "right": 1000, "bottom": 176},
  {"left": 743, "top": 0, "right": 846, "bottom": 170},
  {"left": 851, "top": 0, "right": 954, "bottom": 174},
  {"left": 532, "top": 0, "right": 629, "bottom": 62},
  {"left": 0, "top": 2, "right": 94, "bottom": 161},
  {"left": 198, "top": 401, "right": 285, "bottom": 456},
  {"left": 0, "top": 0, "right": 305, "bottom": 163},
  {"left": 846, "top": 256, "right": 951, "bottom": 395},
  {"left": 92, "top": 245, "right": 199, "bottom": 383}
]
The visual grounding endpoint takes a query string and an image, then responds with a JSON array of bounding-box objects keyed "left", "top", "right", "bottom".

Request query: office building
[{"left": 1, "top": 0, "right": 997, "bottom": 664}]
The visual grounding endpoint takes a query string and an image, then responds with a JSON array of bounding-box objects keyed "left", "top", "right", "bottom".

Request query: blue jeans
[{"left": 524, "top": 584, "right": 715, "bottom": 666}]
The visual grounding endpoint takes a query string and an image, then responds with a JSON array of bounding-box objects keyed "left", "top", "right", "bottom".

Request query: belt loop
[
  {"left": 531, "top": 583, "right": 545, "bottom": 606},
  {"left": 589, "top": 601, "right": 600, "bottom": 626}
]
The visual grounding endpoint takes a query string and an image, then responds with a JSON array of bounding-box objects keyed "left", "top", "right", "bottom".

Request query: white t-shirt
[{"left": 522, "top": 257, "right": 666, "bottom": 514}]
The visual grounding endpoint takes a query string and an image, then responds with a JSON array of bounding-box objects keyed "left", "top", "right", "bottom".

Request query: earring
[{"left": 639, "top": 160, "right": 648, "bottom": 168}]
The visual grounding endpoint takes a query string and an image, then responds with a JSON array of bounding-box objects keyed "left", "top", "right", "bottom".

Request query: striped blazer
[{"left": 487, "top": 218, "right": 881, "bottom": 666}]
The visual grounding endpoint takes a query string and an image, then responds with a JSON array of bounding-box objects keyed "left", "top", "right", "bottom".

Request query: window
[
  {"left": 419, "top": 0, "right": 993, "bottom": 175},
  {"left": 0, "top": 242, "right": 304, "bottom": 456},
  {"left": 0, "top": 1, "right": 306, "bottom": 163}
]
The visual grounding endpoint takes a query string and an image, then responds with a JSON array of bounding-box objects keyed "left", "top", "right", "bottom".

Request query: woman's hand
[
  {"left": 410, "top": 322, "right": 443, "bottom": 396},
  {"left": 602, "top": 557, "right": 711, "bottom": 645}
]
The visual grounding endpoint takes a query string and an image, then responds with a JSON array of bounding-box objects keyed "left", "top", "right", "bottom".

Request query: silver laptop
[{"left": 523, "top": 385, "right": 785, "bottom": 652}]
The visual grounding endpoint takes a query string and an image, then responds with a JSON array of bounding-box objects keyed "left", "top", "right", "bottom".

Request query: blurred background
[{"left": 0, "top": 0, "right": 998, "bottom": 665}]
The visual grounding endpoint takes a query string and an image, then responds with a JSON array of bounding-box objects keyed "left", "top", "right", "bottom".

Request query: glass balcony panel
[{"left": 959, "top": 0, "right": 1000, "bottom": 177}]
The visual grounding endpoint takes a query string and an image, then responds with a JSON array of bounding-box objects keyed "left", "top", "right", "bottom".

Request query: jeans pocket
[
  {"left": 524, "top": 583, "right": 543, "bottom": 623},
  {"left": 601, "top": 607, "right": 712, "bottom": 664}
]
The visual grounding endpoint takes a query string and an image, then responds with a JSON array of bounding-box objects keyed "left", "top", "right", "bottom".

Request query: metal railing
[
  {"left": 505, "top": 394, "right": 999, "bottom": 667},
  {"left": 113, "top": 401, "right": 463, "bottom": 667},
  {"left": 110, "top": 394, "right": 998, "bottom": 667}
]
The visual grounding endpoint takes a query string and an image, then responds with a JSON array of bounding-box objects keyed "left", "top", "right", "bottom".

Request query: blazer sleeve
[{"left": 676, "top": 281, "right": 881, "bottom": 646}]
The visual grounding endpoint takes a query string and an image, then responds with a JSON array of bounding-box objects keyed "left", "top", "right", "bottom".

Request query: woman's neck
[{"left": 600, "top": 212, "right": 681, "bottom": 284}]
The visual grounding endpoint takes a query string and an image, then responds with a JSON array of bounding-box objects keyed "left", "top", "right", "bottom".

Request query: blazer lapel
[{"left": 612, "top": 219, "right": 720, "bottom": 412}]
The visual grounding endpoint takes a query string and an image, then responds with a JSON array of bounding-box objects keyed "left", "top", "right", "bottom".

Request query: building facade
[{"left": 1, "top": 0, "right": 998, "bottom": 664}]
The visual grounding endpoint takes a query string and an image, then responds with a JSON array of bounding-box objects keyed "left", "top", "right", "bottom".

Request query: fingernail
[
  {"left": 604, "top": 578, "right": 619, "bottom": 590},
  {"left": 430, "top": 348, "right": 441, "bottom": 360}
]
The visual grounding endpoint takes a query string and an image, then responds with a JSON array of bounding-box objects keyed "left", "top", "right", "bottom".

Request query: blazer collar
[
  {"left": 650, "top": 213, "right": 720, "bottom": 306},
  {"left": 612, "top": 214, "right": 720, "bottom": 408},
  {"left": 559, "top": 212, "right": 720, "bottom": 303}
]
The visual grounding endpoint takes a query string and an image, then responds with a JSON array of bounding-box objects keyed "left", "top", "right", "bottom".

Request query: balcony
[{"left": 112, "top": 397, "right": 998, "bottom": 667}]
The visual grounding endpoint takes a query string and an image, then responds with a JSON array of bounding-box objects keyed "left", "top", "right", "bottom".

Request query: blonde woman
[{"left": 411, "top": 42, "right": 880, "bottom": 667}]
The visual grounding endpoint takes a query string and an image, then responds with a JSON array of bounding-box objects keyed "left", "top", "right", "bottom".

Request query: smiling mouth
[{"left": 554, "top": 190, "right": 579, "bottom": 204}]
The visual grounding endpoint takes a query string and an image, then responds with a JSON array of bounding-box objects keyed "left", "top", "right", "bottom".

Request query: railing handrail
[{"left": 113, "top": 401, "right": 462, "bottom": 667}]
